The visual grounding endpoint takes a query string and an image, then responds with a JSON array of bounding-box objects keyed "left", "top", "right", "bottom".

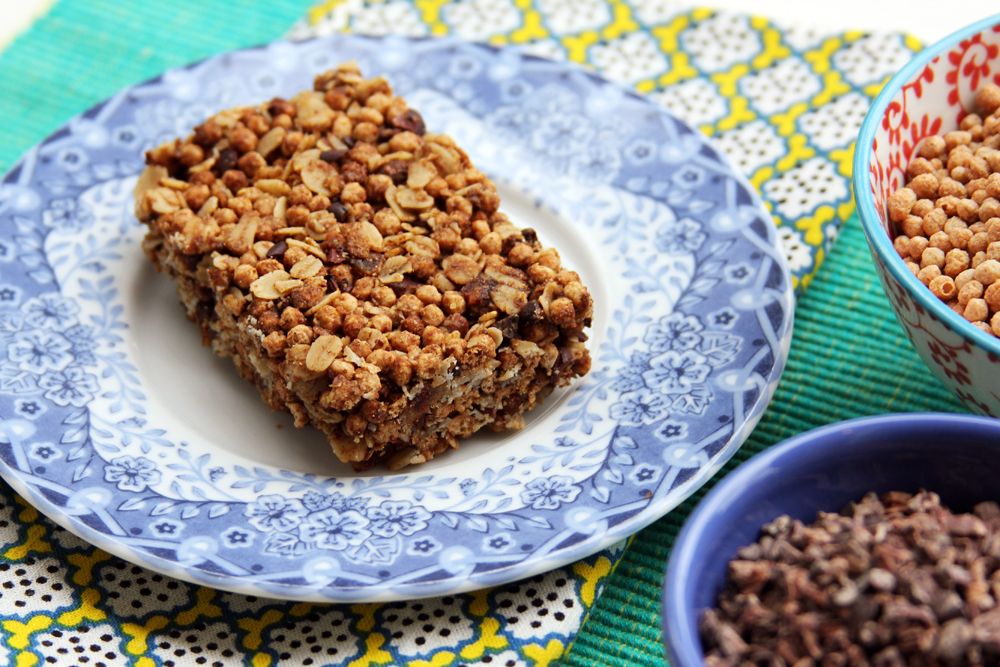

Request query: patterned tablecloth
[{"left": 0, "top": 1, "right": 966, "bottom": 666}]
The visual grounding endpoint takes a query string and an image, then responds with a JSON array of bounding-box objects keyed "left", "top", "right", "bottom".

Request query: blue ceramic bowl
[{"left": 662, "top": 413, "right": 1000, "bottom": 667}]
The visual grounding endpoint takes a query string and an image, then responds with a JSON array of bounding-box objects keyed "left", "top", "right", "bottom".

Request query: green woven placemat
[
  {"left": 563, "top": 212, "right": 969, "bottom": 666},
  {"left": 0, "top": 0, "right": 315, "bottom": 173}
]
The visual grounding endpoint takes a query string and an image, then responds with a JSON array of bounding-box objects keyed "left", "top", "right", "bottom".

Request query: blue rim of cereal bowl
[{"left": 854, "top": 12, "right": 1000, "bottom": 359}]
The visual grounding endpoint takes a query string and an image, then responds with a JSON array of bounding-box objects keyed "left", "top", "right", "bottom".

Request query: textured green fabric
[
  {"left": 0, "top": 0, "right": 316, "bottom": 174},
  {"left": 563, "top": 213, "right": 969, "bottom": 666}
]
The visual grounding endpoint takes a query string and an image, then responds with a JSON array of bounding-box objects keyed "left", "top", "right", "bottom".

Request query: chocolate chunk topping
[
  {"left": 320, "top": 148, "right": 348, "bottom": 163},
  {"left": 327, "top": 246, "right": 346, "bottom": 264},
  {"left": 380, "top": 160, "right": 409, "bottom": 185},
  {"left": 328, "top": 201, "right": 348, "bottom": 222},
  {"left": 518, "top": 300, "right": 545, "bottom": 324},
  {"left": 213, "top": 148, "right": 238, "bottom": 176},
  {"left": 266, "top": 239, "right": 288, "bottom": 259},
  {"left": 391, "top": 109, "right": 426, "bottom": 136},
  {"left": 495, "top": 314, "right": 520, "bottom": 339}
]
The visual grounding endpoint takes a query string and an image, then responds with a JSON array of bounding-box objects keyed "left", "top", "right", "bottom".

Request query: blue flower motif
[
  {"left": 532, "top": 114, "right": 594, "bottom": 158},
  {"left": 657, "top": 420, "right": 688, "bottom": 441},
  {"left": 631, "top": 465, "right": 661, "bottom": 484},
  {"left": 610, "top": 352, "right": 652, "bottom": 393},
  {"left": 499, "top": 79, "right": 532, "bottom": 103},
  {"left": 484, "top": 533, "right": 515, "bottom": 552},
  {"left": 38, "top": 368, "right": 99, "bottom": 407},
  {"left": 711, "top": 308, "right": 738, "bottom": 329},
  {"left": 672, "top": 165, "right": 706, "bottom": 190},
  {"left": 655, "top": 217, "right": 707, "bottom": 254},
  {"left": 0, "top": 240, "right": 12, "bottom": 262},
  {"left": 151, "top": 520, "right": 183, "bottom": 536},
  {"left": 55, "top": 149, "right": 88, "bottom": 174},
  {"left": 488, "top": 106, "right": 540, "bottom": 139},
  {"left": 570, "top": 143, "right": 622, "bottom": 184},
  {"left": 222, "top": 528, "right": 253, "bottom": 548},
  {"left": 112, "top": 125, "right": 141, "bottom": 149},
  {"left": 449, "top": 55, "right": 483, "bottom": 79},
  {"left": 645, "top": 313, "right": 704, "bottom": 353},
  {"left": 14, "top": 399, "right": 45, "bottom": 418},
  {"left": 725, "top": 263, "right": 753, "bottom": 284},
  {"left": 625, "top": 139, "right": 657, "bottom": 166},
  {"left": 41, "top": 196, "right": 90, "bottom": 231},
  {"left": 21, "top": 294, "right": 79, "bottom": 331},
  {"left": 29, "top": 443, "right": 60, "bottom": 462},
  {"left": 7, "top": 330, "right": 74, "bottom": 374},
  {"left": 555, "top": 437, "right": 577, "bottom": 448},
  {"left": 0, "top": 288, "right": 17, "bottom": 303},
  {"left": 298, "top": 509, "right": 372, "bottom": 551},
  {"left": 408, "top": 537, "right": 442, "bottom": 556},
  {"left": 609, "top": 391, "right": 670, "bottom": 424},
  {"left": 244, "top": 495, "right": 308, "bottom": 533},
  {"left": 366, "top": 500, "right": 431, "bottom": 538},
  {"left": 103, "top": 456, "right": 161, "bottom": 493},
  {"left": 643, "top": 350, "right": 711, "bottom": 395},
  {"left": 459, "top": 479, "right": 477, "bottom": 497},
  {"left": 208, "top": 467, "right": 226, "bottom": 482},
  {"left": 520, "top": 475, "right": 582, "bottom": 511}
]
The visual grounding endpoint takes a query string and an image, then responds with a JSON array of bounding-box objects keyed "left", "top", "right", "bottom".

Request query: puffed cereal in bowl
[{"left": 854, "top": 13, "right": 1000, "bottom": 417}]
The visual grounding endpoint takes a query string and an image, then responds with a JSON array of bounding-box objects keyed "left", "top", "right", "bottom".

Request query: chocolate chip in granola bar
[
  {"left": 326, "top": 273, "right": 353, "bottom": 294},
  {"left": 328, "top": 201, "right": 348, "bottom": 223},
  {"left": 320, "top": 148, "right": 348, "bottom": 163},
  {"left": 266, "top": 239, "right": 288, "bottom": 259},
  {"left": 440, "top": 313, "right": 469, "bottom": 337},
  {"left": 388, "top": 276, "right": 421, "bottom": 298},
  {"left": 182, "top": 252, "right": 203, "bottom": 271},
  {"left": 391, "top": 109, "right": 426, "bottom": 136},
  {"left": 378, "top": 127, "right": 401, "bottom": 142},
  {"left": 495, "top": 314, "right": 520, "bottom": 339},
  {"left": 349, "top": 253, "right": 383, "bottom": 275},
  {"left": 501, "top": 235, "right": 519, "bottom": 256},
  {"left": 213, "top": 148, "right": 239, "bottom": 176},
  {"left": 460, "top": 276, "right": 501, "bottom": 317},
  {"left": 379, "top": 160, "right": 409, "bottom": 185},
  {"left": 521, "top": 228, "right": 539, "bottom": 246},
  {"left": 268, "top": 97, "right": 296, "bottom": 118},
  {"left": 518, "top": 299, "right": 545, "bottom": 325},
  {"left": 327, "top": 246, "right": 346, "bottom": 264}
]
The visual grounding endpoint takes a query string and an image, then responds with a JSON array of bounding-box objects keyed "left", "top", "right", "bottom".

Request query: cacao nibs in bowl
[{"left": 702, "top": 491, "right": 1000, "bottom": 667}]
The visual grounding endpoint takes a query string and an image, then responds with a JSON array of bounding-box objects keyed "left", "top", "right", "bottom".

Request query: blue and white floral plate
[{"left": 0, "top": 35, "right": 793, "bottom": 602}]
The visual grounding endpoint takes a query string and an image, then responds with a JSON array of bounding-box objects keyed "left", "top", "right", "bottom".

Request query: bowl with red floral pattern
[{"left": 854, "top": 13, "right": 1000, "bottom": 416}]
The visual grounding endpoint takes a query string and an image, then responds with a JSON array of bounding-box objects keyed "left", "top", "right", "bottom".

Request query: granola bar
[{"left": 135, "top": 63, "right": 593, "bottom": 470}]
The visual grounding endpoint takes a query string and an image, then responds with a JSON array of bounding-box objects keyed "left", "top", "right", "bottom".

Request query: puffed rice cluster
[
  {"left": 888, "top": 84, "right": 1000, "bottom": 337},
  {"left": 135, "top": 63, "right": 593, "bottom": 470}
]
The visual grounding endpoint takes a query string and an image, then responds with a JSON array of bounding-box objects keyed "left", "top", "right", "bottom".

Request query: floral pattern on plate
[{"left": 0, "top": 35, "right": 793, "bottom": 601}]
